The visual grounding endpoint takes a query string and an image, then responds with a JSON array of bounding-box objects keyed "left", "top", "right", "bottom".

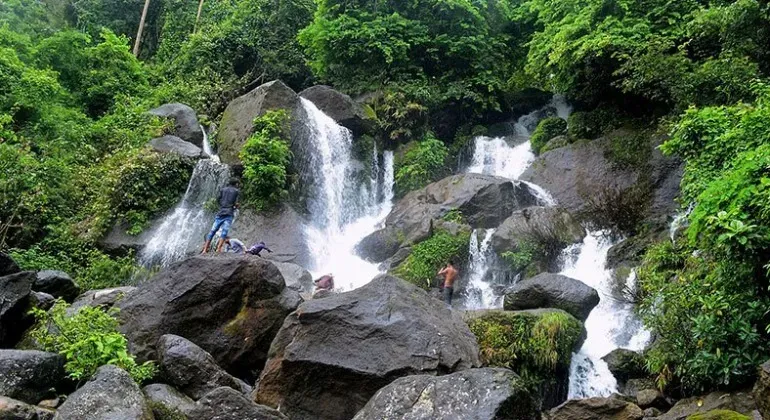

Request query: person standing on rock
[
  {"left": 201, "top": 178, "right": 240, "bottom": 254},
  {"left": 438, "top": 261, "right": 459, "bottom": 306}
]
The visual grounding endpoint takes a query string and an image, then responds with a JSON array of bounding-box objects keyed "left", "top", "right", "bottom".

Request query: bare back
[{"left": 442, "top": 266, "right": 459, "bottom": 288}]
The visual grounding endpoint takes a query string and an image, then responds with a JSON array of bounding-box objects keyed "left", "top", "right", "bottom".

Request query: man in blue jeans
[{"left": 201, "top": 178, "right": 240, "bottom": 254}]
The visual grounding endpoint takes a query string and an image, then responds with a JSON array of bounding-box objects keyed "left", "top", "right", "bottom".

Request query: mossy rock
[
  {"left": 531, "top": 117, "right": 567, "bottom": 155},
  {"left": 540, "top": 135, "right": 570, "bottom": 154},
  {"left": 390, "top": 227, "right": 471, "bottom": 290},
  {"left": 687, "top": 409, "right": 752, "bottom": 420},
  {"left": 465, "top": 308, "right": 585, "bottom": 407}
]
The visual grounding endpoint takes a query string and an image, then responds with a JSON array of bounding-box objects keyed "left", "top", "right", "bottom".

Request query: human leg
[
  {"left": 202, "top": 216, "right": 226, "bottom": 254},
  {"left": 214, "top": 217, "right": 233, "bottom": 253},
  {"left": 443, "top": 286, "right": 453, "bottom": 305}
]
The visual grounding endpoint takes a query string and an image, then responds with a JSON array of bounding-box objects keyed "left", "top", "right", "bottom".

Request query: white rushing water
[
  {"left": 139, "top": 152, "right": 230, "bottom": 267},
  {"left": 464, "top": 229, "right": 500, "bottom": 310},
  {"left": 563, "top": 232, "right": 651, "bottom": 398},
  {"left": 299, "top": 98, "right": 394, "bottom": 291}
]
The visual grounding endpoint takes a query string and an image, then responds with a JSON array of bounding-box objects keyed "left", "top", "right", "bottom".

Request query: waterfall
[
  {"left": 299, "top": 98, "right": 394, "bottom": 291},
  {"left": 467, "top": 137, "right": 535, "bottom": 180},
  {"left": 563, "top": 233, "right": 651, "bottom": 398},
  {"left": 670, "top": 202, "right": 694, "bottom": 242},
  {"left": 139, "top": 158, "right": 230, "bottom": 267},
  {"left": 464, "top": 229, "right": 502, "bottom": 310}
]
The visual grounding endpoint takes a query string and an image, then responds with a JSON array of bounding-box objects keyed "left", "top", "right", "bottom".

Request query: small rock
[
  {"left": 36, "top": 398, "right": 59, "bottom": 409},
  {"left": 636, "top": 388, "right": 670, "bottom": 410},
  {"left": 602, "top": 349, "right": 647, "bottom": 384},
  {"left": 643, "top": 407, "right": 662, "bottom": 417},
  {"left": 271, "top": 261, "right": 313, "bottom": 294},
  {"left": 57, "top": 365, "right": 154, "bottom": 420},
  {"left": 68, "top": 286, "right": 136, "bottom": 314},
  {"left": 188, "top": 387, "right": 287, "bottom": 420},
  {"left": 34, "top": 407, "right": 56, "bottom": 420},
  {"left": 148, "top": 135, "right": 203, "bottom": 159},
  {"left": 143, "top": 383, "right": 196, "bottom": 417},
  {"left": 157, "top": 334, "right": 243, "bottom": 400},
  {"left": 0, "top": 396, "right": 37, "bottom": 420},
  {"left": 29, "top": 292, "right": 56, "bottom": 311},
  {"left": 0, "top": 350, "right": 65, "bottom": 404},
  {"left": 34, "top": 270, "right": 79, "bottom": 302}
]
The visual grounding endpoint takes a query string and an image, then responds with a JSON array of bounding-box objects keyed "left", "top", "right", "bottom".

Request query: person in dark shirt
[
  {"left": 201, "top": 178, "right": 240, "bottom": 254},
  {"left": 246, "top": 241, "right": 272, "bottom": 256}
]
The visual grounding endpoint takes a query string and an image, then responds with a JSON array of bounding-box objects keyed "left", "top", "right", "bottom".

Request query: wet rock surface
[
  {"left": 503, "top": 273, "right": 599, "bottom": 321},
  {"left": 0, "top": 350, "right": 65, "bottom": 405},
  {"left": 256, "top": 274, "right": 480, "bottom": 420},
  {"left": 157, "top": 334, "right": 244, "bottom": 400},
  {"left": 57, "top": 365, "right": 154, "bottom": 420},
  {"left": 118, "top": 255, "right": 300, "bottom": 380},
  {"left": 33, "top": 270, "right": 79, "bottom": 303},
  {"left": 148, "top": 135, "right": 204, "bottom": 159},
  {"left": 148, "top": 103, "right": 204, "bottom": 147},
  {"left": 143, "top": 383, "right": 196, "bottom": 418},
  {"left": 189, "top": 387, "right": 287, "bottom": 420},
  {"left": 352, "top": 368, "right": 538, "bottom": 420},
  {"left": 299, "top": 85, "right": 371, "bottom": 136},
  {"left": 544, "top": 396, "right": 644, "bottom": 420},
  {"left": 0, "top": 271, "right": 35, "bottom": 347}
]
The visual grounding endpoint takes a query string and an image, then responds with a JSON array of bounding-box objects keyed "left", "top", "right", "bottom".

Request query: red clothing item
[{"left": 315, "top": 275, "right": 334, "bottom": 290}]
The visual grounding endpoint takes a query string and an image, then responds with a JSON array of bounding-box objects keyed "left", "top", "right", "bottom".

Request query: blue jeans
[{"left": 206, "top": 215, "right": 233, "bottom": 241}]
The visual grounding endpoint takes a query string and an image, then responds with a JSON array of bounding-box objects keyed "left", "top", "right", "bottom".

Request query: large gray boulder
[
  {"left": 601, "top": 349, "right": 647, "bottom": 385},
  {"left": 352, "top": 368, "right": 538, "bottom": 420},
  {"left": 271, "top": 261, "right": 313, "bottom": 295},
  {"left": 57, "top": 365, "right": 154, "bottom": 420},
  {"left": 157, "top": 334, "right": 243, "bottom": 400},
  {"left": 143, "top": 383, "right": 196, "bottom": 418},
  {"left": 33, "top": 270, "right": 79, "bottom": 303},
  {"left": 148, "top": 103, "right": 204, "bottom": 147},
  {"left": 218, "top": 80, "right": 300, "bottom": 165},
  {"left": 118, "top": 255, "right": 300, "bottom": 380},
  {"left": 189, "top": 387, "right": 286, "bottom": 420},
  {"left": 491, "top": 207, "right": 585, "bottom": 254},
  {"left": 503, "top": 273, "right": 599, "bottom": 321},
  {"left": 754, "top": 360, "right": 770, "bottom": 419},
  {"left": 299, "top": 85, "right": 371, "bottom": 136},
  {"left": 358, "top": 174, "right": 539, "bottom": 263},
  {"left": 0, "top": 252, "right": 19, "bottom": 277},
  {"left": 148, "top": 135, "right": 203, "bottom": 159},
  {"left": 228, "top": 205, "right": 311, "bottom": 268},
  {"left": 256, "top": 275, "right": 481, "bottom": 420},
  {"left": 0, "top": 271, "right": 35, "bottom": 347},
  {"left": 544, "top": 396, "right": 643, "bottom": 420},
  {"left": 0, "top": 350, "right": 65, "bottom": 404},
  {"left": 521, "top": 130, "right": 683, "bottom": 222}
]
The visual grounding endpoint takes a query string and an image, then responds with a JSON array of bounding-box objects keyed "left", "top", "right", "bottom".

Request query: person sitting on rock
[
  {"left": 246, "top": 241, "right": 273, "bottom": 256},
  {"left": 225, "top": 238, "right": 245, "bottom": 254},
  {"left": 437, "top": 261, "right": 459, "bottom": 306},
  {"left": 201, "top": 177, "right": 240, "bottom": 254},
  {"left": 314, "top": 274, "right": 334, "bottom": 293}
]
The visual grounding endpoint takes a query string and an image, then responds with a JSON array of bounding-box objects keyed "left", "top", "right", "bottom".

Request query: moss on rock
[
  {"left": 687, "top": 410, "right": 751, "bottom": 420},
  {"left": 391, "top": 227, "right": 470, "bottom": 289},
  {"left": 531, "top": 117, "right": 567, "bottom": 155}
]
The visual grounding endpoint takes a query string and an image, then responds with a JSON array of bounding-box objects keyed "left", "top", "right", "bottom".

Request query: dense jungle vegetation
[{"left": 2, "top": 0, "right": 770, "bottom": 398}]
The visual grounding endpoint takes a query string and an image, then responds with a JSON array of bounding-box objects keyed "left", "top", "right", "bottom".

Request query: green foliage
[
  {"left": 539, "top": 136, "right": 569, "bottom": 154},
  {"left": 394, "top": 134, "right": 449, "bottom": 197},
  {"left": 30, "top": 300, "right": 156, "bottom": 383},
  {"left": 468, "top": 310, "right": 583, "bottom": 393},
  {"left": 567, "top": 109, "right": 620, "bottom": 140},
  {"left": 392, "top": 229, "right": 470, "bottom": 289},
  {"left": 501, "top": 241, "right": 537, "bottom": 275},
  {"left": 441, "top": 209, "right": 465, "bottom": 224},
  {"left": 530, "top": 117, "right": 566, "bottom": 155},
  {"left": 607, "top": 129, "right": 652, "bottom": 168},
  {"left": 688, "top": 410, "right": 751, "bottom": 420},
  {"left": 240, "top": 110, "right": 293, "bottom": 210}
]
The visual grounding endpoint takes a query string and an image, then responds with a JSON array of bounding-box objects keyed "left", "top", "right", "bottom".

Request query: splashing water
[
  {"left": 139, "top": 159, "right": 230, "bottom": 267},
  {"left": 299, "top": 98, "right": 394, "bottom": 291},
  {"left": 467, "top": 137, "right": 535, "bottom": 180},
  {"left": 670, "top": 202, "right": 695, "bottom": 242},
  {"left": 563, "top": 232, "right": 651, "bottom": 398},
  {"left": 464, "top": 229, "right": 502, "bottom": 309}
]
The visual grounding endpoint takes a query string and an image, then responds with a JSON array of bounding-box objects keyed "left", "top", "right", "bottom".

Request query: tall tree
[
  {"left": 194, "top": 0, "right": 204, "bottom": 33},
  {"left": 132, "top": 0, "right": 151, "bottom": 56}
]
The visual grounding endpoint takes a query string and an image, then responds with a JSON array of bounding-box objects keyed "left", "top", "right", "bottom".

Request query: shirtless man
[{"left": 437, "top": 261, "right": 459, "bottom": 306}]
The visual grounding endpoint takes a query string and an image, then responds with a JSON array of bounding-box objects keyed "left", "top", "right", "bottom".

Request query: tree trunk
[
  {"left": 194, "top": 0, "right": 205, "bottom": 33},
  {"left": 133, "top": 0, "right": 152, "bottom": 57}
]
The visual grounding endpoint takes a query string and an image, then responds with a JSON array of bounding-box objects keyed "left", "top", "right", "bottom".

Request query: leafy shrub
[
  {"left": 394, "top": 134, "right": 449, "bottom": 197},
  {"left": 638, "top": 241, "right": 768, "bottom": 394},
  {"left": 567, "top": 109, "right": 620, "bottom": 140},
  {"left": 392, "top": 229, "right": 470, "bottom": 289},
  {"left": 581, "top": 183, "right": 652, "bottom": 237},
  {"left": 530, "top": 117, "right": 566, "bottom": 155},
  {"left": 30, "top": 300, "right": 156, "bottom": 383},
  {"left": 468, "top": 310, "right": 583, "bottom": 395},
  {"left": 441, "top": 209, "right": 465, "bottom": 224},
  {"left": 240, "top": 110, "right": 293, "bottom": 210},
  {"left": 607, "top": 129, "right": 652, "bottom": 168}
]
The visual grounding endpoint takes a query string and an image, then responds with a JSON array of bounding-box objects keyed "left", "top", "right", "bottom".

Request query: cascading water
[
  {"left": 563, "top": 232, "right": 651, "bottom": 398},
  {"left": 139, "top": 130, "right": 230, "bottom": 267},
  {"left": 299, "top": 98, "right": 394, "bottom": 291},
  {"left": 462, "top": 96, "right": 568, "bottom": 309}
]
